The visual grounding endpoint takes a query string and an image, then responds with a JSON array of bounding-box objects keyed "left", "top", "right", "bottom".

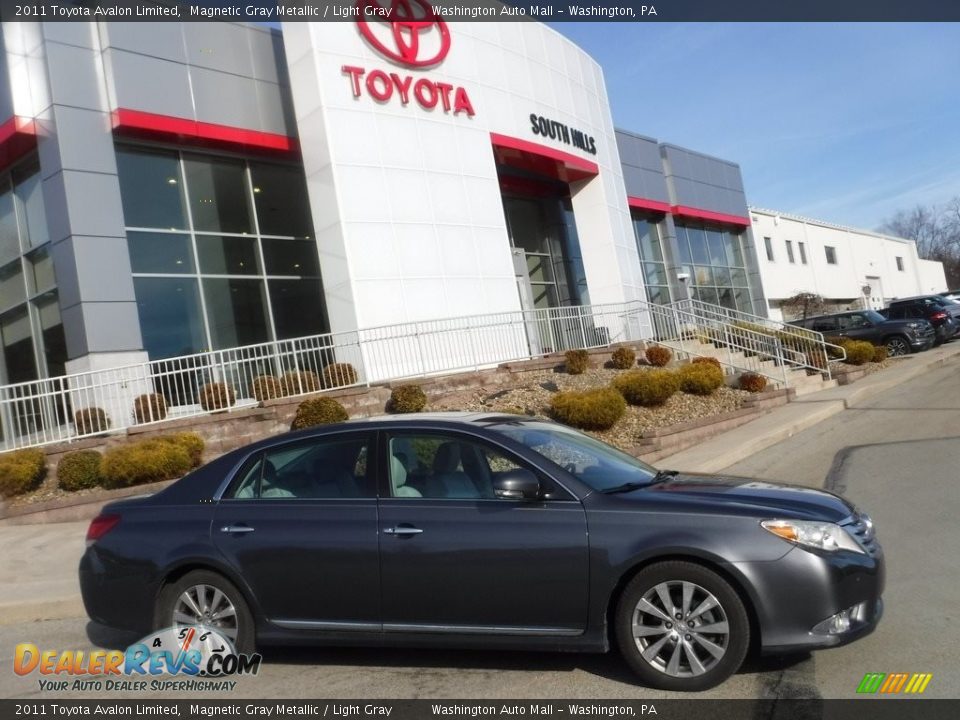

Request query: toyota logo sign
[{"left": 357, "top": 0, "right": 451, "bottom": 68}]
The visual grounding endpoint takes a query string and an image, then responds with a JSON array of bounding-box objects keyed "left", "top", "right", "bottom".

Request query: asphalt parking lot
[{"left": 2, "top": 356, "right": 958, "bottom": 700}]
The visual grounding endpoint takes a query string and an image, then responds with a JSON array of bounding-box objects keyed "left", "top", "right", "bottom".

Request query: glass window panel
[
  {"left": 646, "top": 285, "right": 670, "bottom": 305},
  {"left": 706, "top": 229, "right": 726, "bottom": 266},
  {"left": 634, "top": 219, "right": 663, "bottom": 262},
  {"left": 713, "top": 266, "right": 731, "bottom": 287},
  {"left": 734, "top": 288, "right": 753, "bottom": 314},
  {"left": 12, "top": 163, "right": 48, "bottom": 249},
  {"left": 700, "top": 287, "right": 720, "bottom": 305},
  {"left": 0, "top": 307, "right": 36, "bottom": 383},
  {"left": 202, "top": 278, "right": 270, "bottom": 349},
  {"left": 686, "top": 226, "right": 710, "bottom": 265},
  {"left": 798, "top": 242, "right": 808, "bottom": 265},
  {"left": 116, "top": 148, "right": 187, "bottom": 230},
  {"left": 268, "top": 279, "right": 327, "bottom": 340},
  {"left": 249, "top": 163, "right": 313, "bottom": 238},
  {"left": 690, "top": 287, "right": 702, "bottom": 302},
  {"left": 27, "top": 247, "right": 56, "bottom": 294},
  {"left": 723, "top": 231, "right": 744, "bottom": 267},
  {"left": 764, "top": 237, "right": 775, "bottom": 262},
  {"left": 643, "top": 262, "right": 668, "bottom": 286},
  {"left": 261, "top": 238, "right": 320, "bottom": 277},
  {"left": 134, "top": 277, "right": 206, "bottom": 360},
  {"left": 196, "top": 235, "right": 259, "bottom": 275},
  {"left": 717, "top": 287, "right": 735, "bottom": 310},
  {"left": 0, "top": 185, "right": 19, "bottom": 264},
  {"left": 824, "top": 246, "right": 837, "bottom": 265},
  {"left": 785, "top": 240, "right": 796, "bottom": 264},
  {"left": 674, "top": 225, "right": 692, "bottom": 265},
  {"left": 35, "top": 293, "right": 67, "bottom": 378},
  {"left": 127, "top": 232, "right": 194, "bottom": 274},
  {"left": 694, "top": 265, "right": 713, "bottom": 286},
  {"left": 526, "top": 254, "right": 554, "bottom": 283},
  {"left": 0, "top": 261, "right": 26, "bottom": 310},
  {"left": 531, "top": 283, "right": 557, "bottom": 310},
  {"left": 184, "top": 155, "right": 253, "bottom": 234},
  {"left": 730, "top": 268, "right": 748, "bottom": 286}
]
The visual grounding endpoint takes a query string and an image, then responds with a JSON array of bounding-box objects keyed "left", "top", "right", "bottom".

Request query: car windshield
[{"left": 489, "top": 420, "right": 657, "bottom": 492}]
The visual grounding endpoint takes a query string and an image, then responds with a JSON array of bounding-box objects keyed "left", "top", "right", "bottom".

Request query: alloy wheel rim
[
  {"left": 631, "top": 580, "right": 730, "bottom": 678},
  {"left": 172, "top": 584, "right": 239, "bottom": 644},
  {"left": 887, "top": 339, "right": 908, "bottom": 356}
]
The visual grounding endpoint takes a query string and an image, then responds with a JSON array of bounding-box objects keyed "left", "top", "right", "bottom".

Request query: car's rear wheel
[
  {"left": 158, "top": 570, "right": 255, "bottom": 654},
  {"left": 884, "top": 336, "right": 911, "bottom": 356},
  {"left": 615, "top": 561, "right": 749, "bottom": 691}
]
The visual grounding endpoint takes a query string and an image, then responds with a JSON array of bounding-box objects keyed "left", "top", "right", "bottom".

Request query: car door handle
[
  {"left": 383, "top": 526, "right": 423, "bottom": 536},
  {"left": 220, "top": 525, "right": 255, "bottom": 534}
]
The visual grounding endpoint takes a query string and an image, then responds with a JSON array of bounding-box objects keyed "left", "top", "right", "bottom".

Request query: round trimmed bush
[
  {"left": 738, "top": 373, "right": 767, "bottom": 393},
  {"left": 564, "top": 349, "right": 590, "bottom": 375},
  {"left": 612, "top": 369, "right": 680, "bottom": 407},
  {"left": 281, "top": 370, "right": 320, "bottom": 396},
  {"left": 199, "top": 383, "right": 235, "bottom": 411},
  {"left": 101, "top": 439, "right": 192, "bottom": 490},
  {"left": 321, "top": 363, "right": 358, "bottom": 389},
  {"left": 75, "top": 407, "right": 110, "bottom": 435},
  {"left": 843, "top": 340, "right": 875, "bottom": 366},
  {"left": 645, "top": 345, "right": 672, "bottom": 367},
  {"left": 610, "top": 347, "right": 636, "bottom": 370},
  {"left": 0, "top": 449, "right": 47, "bottom": 497},
  {"left": 133, "top": 393, "right": 167, "bottom": 424},
  {"left": 291, "top": 396, "right": 349, "bottom": 430},
  {"left": 692, "top": 356, "right": 722, "bottom": 370},
  {"left": 159, "top": 432, "right": 204, "bottom": 468},
  {"left": 389, "top": 384, "right": 427, "bottom": 413},
  {"left": 549, "top": 387, "right": 626, "bottom": 431},
  {"left": 677, "top": 363, "right": 725, "bottom": 396},
  {"left": 872, "top": 345, "right": 889, "bottom": 363},
  {"left": 252, "top": 375, "right": 283, "bottom": 402},
  {"left": 57, "top": 450, "right": 103, "bottom": 492}
]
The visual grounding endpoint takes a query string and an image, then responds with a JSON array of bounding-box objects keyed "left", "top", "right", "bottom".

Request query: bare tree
[
  {"left": 780, "top": 292, "right": 827, "bottom": 321},
  {"left": 879, "top": 199, "right": 960, "bottom": 288}
]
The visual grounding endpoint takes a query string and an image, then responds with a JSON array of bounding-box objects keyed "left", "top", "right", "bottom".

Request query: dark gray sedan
[{"left": 80, "top": 413, "right": 884, "bottom": 691}]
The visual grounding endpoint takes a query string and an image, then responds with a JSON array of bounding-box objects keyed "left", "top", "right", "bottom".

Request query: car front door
[
  {"left": 377, "top": 430, "right": 590, "bottom": 635},
  {"left": 837, "top": 313, "right": 875, "bottom": 342},
  {"left": 212, "top": 432, "right": 380, "bottom": 630}
]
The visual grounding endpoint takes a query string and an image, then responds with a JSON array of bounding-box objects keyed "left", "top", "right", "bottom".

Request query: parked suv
[
  {"left": 879, "top": 295, "right": 960, "bottom": 345},
  {"left": 793, "top": 310, "right": 935, "bottom": 356}
]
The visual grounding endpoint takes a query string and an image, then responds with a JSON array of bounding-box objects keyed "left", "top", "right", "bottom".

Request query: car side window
[
  {"left": 812, "top": 317, "right": 837, "bottom": 332},
  {"left": 839, "top": 313, "right": 869, "bottom": 330},
  {"left": 224, "top": 435, "right": 373, "bottom": 500},
  {"left": 387, "top": 433, "right": 537, "bottom": 500}
]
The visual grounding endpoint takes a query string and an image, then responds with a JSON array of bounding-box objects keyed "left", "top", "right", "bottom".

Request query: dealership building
[{"left": 0, "top": 17, "right": 944, "bottom": 433}]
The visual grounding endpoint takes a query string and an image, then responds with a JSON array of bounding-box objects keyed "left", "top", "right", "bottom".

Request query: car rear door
[
  {"left": 377, "top": 429, "right": 590, "bottom": 635},
  {"left": 212, "top": 431, "right": 381, "bottom": 630}
]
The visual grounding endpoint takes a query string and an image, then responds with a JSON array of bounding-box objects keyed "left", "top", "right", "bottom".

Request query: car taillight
[
  {"left": 86, "top": 514, "right": 120, "bottom": 545},
  {"left": 931, "top": 311, "right": 948, "bottom": 321}
]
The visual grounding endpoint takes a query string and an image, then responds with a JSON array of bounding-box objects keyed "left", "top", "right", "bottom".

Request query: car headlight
[{"left": 761, "top": 519, "right": 865, "bottom": 554}]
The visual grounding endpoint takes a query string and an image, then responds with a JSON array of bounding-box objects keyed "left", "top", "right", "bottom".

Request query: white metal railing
[{"left": 0, "top": 298, "right": 840, "bottom": 452}]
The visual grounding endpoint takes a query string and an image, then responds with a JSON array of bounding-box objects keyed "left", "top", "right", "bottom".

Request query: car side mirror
[{"left": 493, "top": 469, "right": 541, "bottom": 501}]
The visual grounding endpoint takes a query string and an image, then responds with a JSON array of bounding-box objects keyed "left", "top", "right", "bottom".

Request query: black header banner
[{"left": 1, "top": 0, "right": 960, "bottom": 22}]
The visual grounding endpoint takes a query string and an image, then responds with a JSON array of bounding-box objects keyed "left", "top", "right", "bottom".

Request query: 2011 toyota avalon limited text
[{"left": 80, "top": 413, "right": 884, "bottom": 691}]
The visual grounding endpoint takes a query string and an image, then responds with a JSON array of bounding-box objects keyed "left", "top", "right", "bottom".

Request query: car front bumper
[{"left": 730, "top": 543, "right": 884, "bottom": 654}]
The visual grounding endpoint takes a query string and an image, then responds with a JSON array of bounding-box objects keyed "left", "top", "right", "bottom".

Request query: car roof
[{"left": 889, "top": 295, "right": 941, "bottom": 303}]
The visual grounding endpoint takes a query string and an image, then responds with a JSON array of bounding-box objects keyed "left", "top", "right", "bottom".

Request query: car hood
[{"left": 639, "top": 472, "right": 855, "bottom": 522}]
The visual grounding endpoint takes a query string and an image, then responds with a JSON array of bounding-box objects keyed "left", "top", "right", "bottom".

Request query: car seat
[
  {"left": 428, "top": 442, "right": 480, "bottom": 499},
  {"left": 391, "top": 455, "right": 422, "bottom": 498}
]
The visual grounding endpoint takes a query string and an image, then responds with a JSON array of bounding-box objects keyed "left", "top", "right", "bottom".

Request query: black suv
[
  {"left": 879, "top": 295, "right": 960, "bottom": 345},
  {"left": 793, "top": 309, "right": 935, "bottom": 356}
]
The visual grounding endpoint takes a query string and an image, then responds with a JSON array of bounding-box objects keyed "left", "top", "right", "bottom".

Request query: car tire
[
  {"left": 884, "top": 336, "right": 911, "bottom": 356},
  {"left": 157, "top": 570, "right": 256, "bottom": 654},
  {"left": 615, "top": 561, "right": 750, "bottom": 691}
]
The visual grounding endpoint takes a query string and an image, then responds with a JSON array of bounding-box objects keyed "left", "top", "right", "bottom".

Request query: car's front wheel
[
  {"left": 157, "top": 570, "right": 255, "bottom": 654},
  {"left": 615, "top": 561, "right": 750, "bottom": 691},
  {"left": 884, "top": 336, "right": 911, "bottom": 357}
]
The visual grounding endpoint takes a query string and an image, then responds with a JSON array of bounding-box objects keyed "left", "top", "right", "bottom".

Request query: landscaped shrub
[
  {"left": 806, "top": 349, "right": 830, "bottom": 369},
  {"left": 824, "top": 337, "right": 848, "bottom": 360},
  {"left": 872, "top": 345, "right": 889, "bottom": 363},
  {"left": 291, "top": 396, "right": 349, "bottom": 430},
  {"left": 549, "top": 388, "right": 626, "bottom": 431},
  {"left": 692, "top": 356, "right": 722, "bottom": 370},
  {"left": 610, "top": 346, "right": 636, "bottom": 370},
  {"left": 389, "top": 384, "right": 427, "bottom": 413},
  {"left": 57, "top": 450, "right": 103, "bottom": 492},
  {"left": 677, "top": 363, "right": 725, "bottom": 396},
  {"left": 100, "top": 439, "right": 192, "bottom": 490},
  {"left": 0, "top": 449, "right": 47, "bottom": 497},
  {"left": 843, "top": 340, "right": 875, "bottom": 366},
  {"left": 564, "top": 349, "right": 589, "bottom": 375},
  {"left": 75, "top": 407, "right": 110, "bottom": 435},
  {"left": 133, "top": 394, "right": 167, "bottom": 424},
  {"left": 252, "top": 375, "right": 283, "bottom": 402},
  {"left": 281, "top": 370, "right": 321, "bottom": 396},
  {"left": 199, "top": 383, "right": 235, "bottom": 411},
  {"left": 159, "top": 432, "right": 205, "bottom": 467},
  {"left": 645, "top": 345, "right": 673, "bottom": 367},
  {"left": 612, "top": 369, "right": 680, "bottom": 407},
  {"left": 321, "top": 363, "right": 358, "bottom": 389},
  {"left": 738, "top": 373, "right": 768, "bottom": 393}
]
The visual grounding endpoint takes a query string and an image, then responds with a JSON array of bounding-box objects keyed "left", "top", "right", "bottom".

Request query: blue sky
[{"left": 555, "top": 23, "right": 960, "bottom": 230}]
